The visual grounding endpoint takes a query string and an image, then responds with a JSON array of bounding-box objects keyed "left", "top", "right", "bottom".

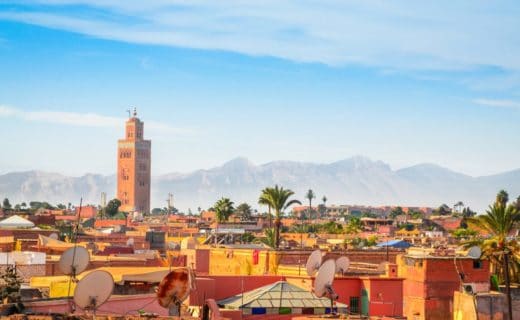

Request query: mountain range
[{"left": 1, "top": 156, "right": 519, "bottom": 212}]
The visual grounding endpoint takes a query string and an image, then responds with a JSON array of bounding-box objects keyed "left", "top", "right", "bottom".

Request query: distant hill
[{"left": 1, "top": 156, "right": 519, "bottom": 212}]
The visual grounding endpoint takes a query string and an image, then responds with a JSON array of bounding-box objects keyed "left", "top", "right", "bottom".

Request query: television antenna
[
  {"left": 157, "top": 268, "right": 196, "bottom": 316},
  {"left": 335, "top": 256, "right": 350, "bottom": 275},
  {"left": 314, "top": 259, "right": 339, "bottom": 315},
  {"left": 306, "top": 250, "right": 322, "bottom": 276},
  {"left": 73, "top": 270, "right": 114, "bottom": 315}
]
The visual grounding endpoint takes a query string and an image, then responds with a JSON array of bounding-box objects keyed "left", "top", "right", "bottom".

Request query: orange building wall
[
  {"left": 117, "top": 114, "right": 151, "bottom": 213},
  {"left": 398, "top": 255, "right": 490, "bottom": 320}
]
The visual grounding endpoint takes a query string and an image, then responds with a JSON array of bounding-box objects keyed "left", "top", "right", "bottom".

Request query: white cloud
[
  {"left": 1, "top": 1, "right": 520, "bottom": 71},
  {"left": 473, "top": 99, "right": 520, "bottom": 110},
  {"left": 0, "top": 105, "right": 192, "bottom": 135}
]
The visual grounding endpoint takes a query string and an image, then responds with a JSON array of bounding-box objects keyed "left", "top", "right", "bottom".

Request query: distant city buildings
[{"left": 117, "top": 109, "right": 151, "bottom": 214}]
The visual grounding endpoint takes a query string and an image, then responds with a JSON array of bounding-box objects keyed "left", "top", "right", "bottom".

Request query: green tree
[
  {"left": 0, "top": 265, "right": 22, "bottom": 304},
  {"left": 389, "top": 206, "right": 404, "bottom": 219},
  {"left": 462, "top": 207, "right": 477, "bottom": 218},
  {"left": 496, "top": 190, "right": 509, "bottom": 207},
  {"left": 345, "top": 217, "right": 363, "bottom": 234},
  {"left": 2, "top": 198, "right": 12, "bottom": 210},
  {"left": 434, "top": 204, "right": 452, "bottom": 215},
  {"left": 466, "top": 190, "right": 520, "bottom": 318},
  {"left": 151, "top": 207, "right": 167, "bottom": 215},
  {"left": 259, "top": 185, "right": 301, "bottom": 249},
  {"left": 241, "top": 232, "right": 255, "bottom": 243},
  {"left": 320, "top": 196, "right": 328, "bottom": 216},
  {"left": 320, "top": 221, "right": 343, "bottom": 234},
  {"left": 213, "top": 197, "right": 234, "bottom": 223},
  {"left": 454, "top": 201, "right": 464, "bottom": 213},
  {"left": 452, "top": 228, "right": 477, "bottom": 239},
  {"left": 105, "top": 198, "right": 122, "bottom": 217},
  {"left": 255, "top": 228, "right": 276, "bottom": 248},
  {"left": 235, "top": 203, "right": 253, "bottom": 221},
  {"left": 258, "top": 187, "right": 274, "bottom": 227},
  {"left": 410, "top": 211, "right": 422, "bottom": 219},
  {"left": 306, "top": 189, "right": 315, "bottom": 220}
]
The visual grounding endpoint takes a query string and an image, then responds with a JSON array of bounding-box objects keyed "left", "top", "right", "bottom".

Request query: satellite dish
[
  {"left": 467, "top": 246, "right": 482, "bottom": 259},
  {"left": 314, "top": 259, "right": 336, "bottom": 298},
  {"left": 59, "top": 246, "right": 90, "bottom": 276},
  {"left": 126, "top": 237, "right": 135, "bottom": 247},
  {"left": 306, "top": 250, "right": 322, "bottom": 276},
  {"left": 335, "top": 256, "right": 350, "bottom": 275},
  {"left": 157, "top": 268, "right": 195, "bottom": 316},
  {"left": 73, "top": 270, "right": 114, "bottom": 312},
  {"left": 314, "top": 259, "right": 339, "bottom": 315},
  {"left": 49, "top": 233, "right": 59, "bottom": 240}
]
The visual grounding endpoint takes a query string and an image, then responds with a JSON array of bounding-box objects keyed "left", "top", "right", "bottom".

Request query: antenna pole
[{"left": 67, "top": 197, "right": 82, "bottom": 314}]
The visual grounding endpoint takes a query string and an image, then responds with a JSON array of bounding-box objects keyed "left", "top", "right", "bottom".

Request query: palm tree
[
  {"left": 466, "top": 190, "right": 520, "bottom": 320},
  {"left": 259, "top": 187, "right": 274, "bottom": 227},
  {"left": 213, "top": 197, "right": 235, "bottom": 223},
  {"left": 496, "top": 190, "right": 509, "bottom": 207},
  {"left": 235, "top": 203, "right": 253, "bottom": 221},
  {"left": 255, "top": 228, "right": 276, "bottom": 248},
  {"left": 454, "top": 201, "right": 464, "bottom": 214},
  {"left": 259, "top": 185, "right": 301, "bottom": 249},
  {"left": 306, "top": 189, "right": 315, "bottom": 221},
  {"left": 320, "top": 195, "right": 328, "bottom": 217},
  {"left": 345, "top": 217, "right": 363, "bottom": 235}
]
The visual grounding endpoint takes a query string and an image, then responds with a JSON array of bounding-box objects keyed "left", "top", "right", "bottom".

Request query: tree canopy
[
  {"left": 466, "top": 190, "right": 520, "bottom": 283},
  {"left": 105, "top": 198, "right": 122, "bottom": 217},
  {"left": 235, "top": 202, "right": 253, "bottom": 221},
  {"left": 213, "top": 197, "right": 234, "bottom": 223},
  {"left": 259, "top": 185, "right": 301, "bottom": 248}
]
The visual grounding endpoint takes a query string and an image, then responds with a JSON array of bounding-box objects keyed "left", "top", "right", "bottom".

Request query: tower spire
[{"left": 133, "top": 107, "right": 137, "bottom": 117}]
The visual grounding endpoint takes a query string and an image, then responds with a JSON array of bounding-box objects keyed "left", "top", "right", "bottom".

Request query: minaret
[{"left": 117, "top": 108, "right": 151, "bottom": 213}]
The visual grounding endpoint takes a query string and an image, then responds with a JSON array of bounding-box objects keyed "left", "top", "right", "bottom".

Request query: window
[
  {"left": 473, "top": 260, "right": 482, "bottom": 269},
  {"left": 349, "top": 297, "right": 360, "bottom": 314}
]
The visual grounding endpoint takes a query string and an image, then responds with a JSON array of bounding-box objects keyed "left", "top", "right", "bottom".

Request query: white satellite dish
[
  {"left": 314, "top": 259, "right": 339, "bottom": 315},
  {"left": 306, "top": 250, "right": 322, "bottom": 276},
  {"left": 467, "top": 246, "right": 482, "bottom": 259},
  {"left": 59, "top": 246, "right": 90, "bottom": 276},
  {"left": 335, "top": 256, "right": 350, "bottom": 275},
  {"left": 49, "top": 233, "right": 59, "bottom": 240},
  {"left": 73, "top": 270, "right": 114, "bottom": 312},
  {"left": 314, "top": 259, "right": 336, "bottom": 298},
  {"left": 126, "top": 237, "right": 135, "bottom": 247}
]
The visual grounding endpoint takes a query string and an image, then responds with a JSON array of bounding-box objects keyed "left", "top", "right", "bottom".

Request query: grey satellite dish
[
  {"left": 73, "top": 270, "right": 114, "bottom": 313},
  {"left": 467, "top": 246, "right": 482, "bottom": 259},
  {"left": 126, "top": 237, "right": 135, "bottom": 247},
  {"left": 314, "top": 259, "right": 336, "bottom": 298},
  {"left": 49, "top": 233, "right": 59, "bottom": 240},
  {"left": 335, "top": 256, "right": 350, "bottom": 275},
  {"left": 314, "top": 259, "right": 339, "bottom": 314},
  {"left": 59, "top": 246, "right": 90, "bottom": 276},
  {"left": 306, "top": 250, "right": 322, "bottom": 276}
]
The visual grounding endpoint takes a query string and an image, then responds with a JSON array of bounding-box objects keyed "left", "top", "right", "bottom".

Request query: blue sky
[{"left": 0, "top": 1, "right": 519, "bottom": 177}]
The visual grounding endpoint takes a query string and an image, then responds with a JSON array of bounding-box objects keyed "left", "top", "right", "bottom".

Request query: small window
[{"left": 473, "top": 260, "right": 482, "bottom": 269}]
